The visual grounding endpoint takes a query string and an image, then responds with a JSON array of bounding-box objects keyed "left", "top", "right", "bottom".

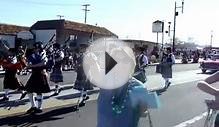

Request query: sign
[{"left": 152, "top": 20, "right": 164, "bottom": 33}]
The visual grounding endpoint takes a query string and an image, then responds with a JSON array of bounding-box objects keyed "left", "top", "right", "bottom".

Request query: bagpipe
[{"left": 0, "top": 57, "right": 27, "bottom": 71}]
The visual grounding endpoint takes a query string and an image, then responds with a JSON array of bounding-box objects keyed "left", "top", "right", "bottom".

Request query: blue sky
[{"left": 1, "top": 0, "right": 219, "bottom": 46}]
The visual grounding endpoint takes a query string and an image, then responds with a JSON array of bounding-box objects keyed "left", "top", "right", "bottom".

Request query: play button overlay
[
  {"left": 105, "top": 52, "right": 117, "bottom": 75},
  {"left": 83, "top": 38, "right": 136, "bottom": 89}
]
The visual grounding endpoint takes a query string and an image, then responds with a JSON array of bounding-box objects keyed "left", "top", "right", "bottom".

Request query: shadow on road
[
  {"left": 0, "top": 104, "right": 79, "bottom": 126},
  {"left": 0, "top": 95, "right": 51, "bottom": 109},
  {"left": 56, "top": 89, "right": 99, "bottom": 101}
]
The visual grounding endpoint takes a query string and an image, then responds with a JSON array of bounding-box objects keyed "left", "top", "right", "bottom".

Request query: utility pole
[
  {"left": 210, "top": 30, "right": 213, "bottom": 49},
  {"left": 172, "top": 0, "right": 184, "bottom": 52},
  {"left": 168, "top": 22, "right": 171, "bottom": 37},
  {"left": 82, "top": 4, "right": 90, "bottom": 24},
  {"left": 57, "top": 15, "right": 64, "bottom": 20},
  {"left": 161, "top": 21, "right": 165, "bottom": 50}
]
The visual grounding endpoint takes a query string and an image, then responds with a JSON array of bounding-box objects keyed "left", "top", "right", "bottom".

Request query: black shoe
[
  {"left": 78, "top": 101, "right": 86, "bottom": 107},
  {"left": 164, "top": 82, "right": 171, "bottom": 89},
  {"left": 33, "top": 108, "right": 43, "bottom": 113},
  {"left": 167, "top": 82, "right": 171, "bottom": 88},
  {"left": 83, "top": 96, "right": 89, "bottom": 101},
  {"left": 26, "top": 107, "right": 37, "bottom": 114},
  {"left": 19, "top": 92, "right": 27, "bottom": 100},
  {"left": 57, "top": 88, "right": 62, "bottom": 94}
]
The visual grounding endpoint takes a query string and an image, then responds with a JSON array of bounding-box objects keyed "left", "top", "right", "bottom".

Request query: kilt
[
  {"left": 25, "top": 69, "right": 50, "bottom": 93},
  {"left": 156, "top": 64, "right": 162, "bottom": 73},
  {"left": 73, "top": 66, "right": 93, "bottom": 91},
  {"left": 4, "top": 70, "right": 24, "bottom": 90},
  {"left": 161, "top": 64, "right": 172, "bottom": 78},
  {"left": 50, "top": 67, "right": 63, "bottom": 83}
]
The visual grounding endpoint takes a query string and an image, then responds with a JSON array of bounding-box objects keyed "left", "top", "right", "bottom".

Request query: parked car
[{"left": 200, "top": 54, "right": 219, "bottom": 73}]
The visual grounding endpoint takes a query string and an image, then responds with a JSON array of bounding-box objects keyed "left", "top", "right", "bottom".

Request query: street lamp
[{"left": 172, "top": 0, "right": 184, "bottom": 52}]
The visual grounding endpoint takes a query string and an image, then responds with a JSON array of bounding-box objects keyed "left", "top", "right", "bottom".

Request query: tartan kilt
[
  {"left": 50, "top": 67, "right": 63, "bottom": 83},
  {"left": 4, "top": 70, "right": 24, "bottom": 90},
  {"left": 25, "top": 70, "right": 50, "bottom": 93},
  {"left": 74, "top": 65, "right": 93, "bottom": 91}
]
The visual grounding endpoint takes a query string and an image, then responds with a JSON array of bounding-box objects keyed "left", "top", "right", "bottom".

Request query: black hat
[
  {"left": 33, "top": 42, "right": 43, "bottom": 49},
  {"left": 53, "top": 43, "right": 61, "bottom": 49}
]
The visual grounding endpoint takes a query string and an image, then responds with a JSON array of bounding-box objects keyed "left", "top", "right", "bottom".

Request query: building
[
  {"left": 0, "top": 23, "right": 29, "bottom": 48},
  {"left": 30, "top": 19, "right": 118, "bottom": 48},
  {"left": 122, "top": 39, "right": 158, "bottom": 55}
]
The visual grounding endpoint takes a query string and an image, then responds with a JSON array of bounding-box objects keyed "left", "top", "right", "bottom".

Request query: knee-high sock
[
  {"left": 164, "top": 78, "right": 170, "bottom": 86},
  {"left": 36, "top": 94, "right": 43, "bottom": 109},
  {"left": 82, "top": 90, "right": 88, "bottom": 99},
  {"left": 28, "top": 93, "right": 36, "bottom": 107},
  {"left": 4, "top": 89, "right": 10, "bottom": 98}
]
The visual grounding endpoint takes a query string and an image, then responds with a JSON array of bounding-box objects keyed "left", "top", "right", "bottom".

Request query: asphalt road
[
  {"left": 0, "top": 64, "right": 216, "bottom": 127},
  {"left": 0, "top": 63, "right": 201, "bottom": 91},
  {"left": 0, "top": 80, "right": 212, "bottom": 127},
  {"left": 0, "top": 63, "right": 215, "bottom": 127}
]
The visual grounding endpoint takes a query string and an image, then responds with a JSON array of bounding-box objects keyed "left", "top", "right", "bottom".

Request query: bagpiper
[
  {"left": 50, "top": 43, "right": 64, "bottom": 96},
  {"left": 16, "top": 45, "right": 28, "bottom": 75},
  {"left": 25, "top": 42, "right": 50, "bottom": 114},
  {"left": 0, "top": 48, "right": 27, "bottom": 101},
  {"left": 73, "top": 46, "right": 94, "bottom": 107}
]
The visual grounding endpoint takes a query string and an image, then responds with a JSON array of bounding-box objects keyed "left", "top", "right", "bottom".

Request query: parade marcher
[
  {"left": 73, "top": 46, "right": 94, "bottom": 107},
  {"left": 50, "top": 43, "right": 64, "bottom": 96},
  {"left": 17, "top": 45, "right": 28, "bottom": 75},
  {"left": 46, "top": 46, "right": 54, "bottom": 72},
  {"left": 0, "top": 48, "right": 27, "bottom": 101},
  {"left": 133, "top": 48, "right": 148, "bottom": 83},
  {"left": 63, "top": 46, "right": 71, "bottom": 70},
  {"left": 25, "top": 42, "right": 50, "bottom": 114},
  {"left": 160, "top": 47, "right": 175, "bottom": 89},
  {"left": 97, "top": 48, "right": 160, "bottom": 127},
  {"left": 192, "top": 49, "right": 200, "bottom": 63}
]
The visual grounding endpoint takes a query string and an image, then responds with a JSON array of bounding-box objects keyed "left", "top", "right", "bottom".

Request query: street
[{"left": 0, "top": 63, "right": 216, "bottom": 127}]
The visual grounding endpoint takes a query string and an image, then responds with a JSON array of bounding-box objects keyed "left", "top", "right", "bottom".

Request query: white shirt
[{"left": 138, "top": 54, "right": 148, "bottom": 67}]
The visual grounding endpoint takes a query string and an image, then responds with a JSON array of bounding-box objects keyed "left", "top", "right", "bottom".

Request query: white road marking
[{"left": 173, "top": 112, "right": 208, "bottom": 127}]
